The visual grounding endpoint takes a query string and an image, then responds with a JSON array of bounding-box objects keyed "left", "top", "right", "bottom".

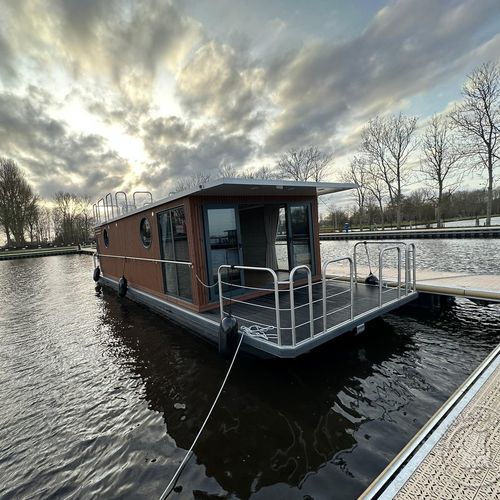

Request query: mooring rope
[
  {"left": 158, "top": 332, "right": 245, "bottom": 499},
  {"left": 194, "top": 272, "right": 219, "bottom": 289}
]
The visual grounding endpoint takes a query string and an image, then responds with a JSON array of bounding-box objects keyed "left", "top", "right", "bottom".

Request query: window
[
  {"left": 103, "top": 228, "right": 109, "bottom": 247},
  {"left": 140, "top": 217, "right": 152, "bottom": 248},
  {"left": 157, "top": 206, "right": 192, "bottom": 300}
]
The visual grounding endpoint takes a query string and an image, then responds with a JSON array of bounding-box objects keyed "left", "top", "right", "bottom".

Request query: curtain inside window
[{"left": 264, "top": 205, "right": 280, "bottom": 269}]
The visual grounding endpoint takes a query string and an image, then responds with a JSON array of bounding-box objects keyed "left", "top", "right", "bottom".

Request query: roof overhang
[
  {"left": 157, "top": 178, "right": 356, "bottom": 203},
  {"left": 95, "top": 178, "right": 356, "bottom": 226}
]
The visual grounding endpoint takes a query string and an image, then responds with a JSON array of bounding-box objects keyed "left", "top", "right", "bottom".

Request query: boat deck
[
  {"left": 204, "top": 281, "right": 406, "bottom": 346},
  {"left": 361, "top": 345, "right": 500, "bottom": 499}
]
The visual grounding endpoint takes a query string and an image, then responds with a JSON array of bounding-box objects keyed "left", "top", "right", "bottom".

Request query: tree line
[
  {"left": 343, "top": 61, "right": 499, "bottom": 229},
  {"left": 0, "top": 158, "right": 94, "bottom": 247},
  {"left": 1, "top": 61, "right": 498, "bottom": 245}
]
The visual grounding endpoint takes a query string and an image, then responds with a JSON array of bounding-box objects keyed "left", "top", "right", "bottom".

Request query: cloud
[
  {"left": 176, "top": 41, "right": 266, "bottom": 132},
  {"left": 0, "top": 88, "right": 131, "bottom": 198},
  {"left": 139, "top": 128, "right": 256, "bottom": 193},
  {"left": 264, "top": 0, "right": 500, "bottom": 153}
]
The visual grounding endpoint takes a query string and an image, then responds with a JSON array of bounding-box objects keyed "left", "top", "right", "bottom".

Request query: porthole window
[
  {"left": 103, "top": 228, "right": 109, "bottom": 247},
  {"left": 140, "top": 217, "right": 152, "bottom": 248}
]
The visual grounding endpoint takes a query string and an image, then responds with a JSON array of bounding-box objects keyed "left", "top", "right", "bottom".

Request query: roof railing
[{"left": 93, "top": 191, "right": 153, "bottom": 225}]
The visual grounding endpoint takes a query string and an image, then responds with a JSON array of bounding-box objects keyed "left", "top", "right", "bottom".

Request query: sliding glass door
[
  {"left": 288, "top": 204, "right": 313, "bottom": 269},
  {"left": 204, "top": 206, "right": 243, "bottom": 297},
  {"left": 158, "top": 206, "right": 192, "bottom": 300}
]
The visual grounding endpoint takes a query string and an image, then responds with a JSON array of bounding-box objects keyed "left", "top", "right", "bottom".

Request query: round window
[
  {"left": 103, "top": 228, "right": 109, "bottom": 247},
  {"left": 140, "top": 218, "right": 152, "bottom": 248}
]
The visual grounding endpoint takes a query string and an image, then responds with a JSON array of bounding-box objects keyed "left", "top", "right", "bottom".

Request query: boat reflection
[{"left": 96, "top": 287, "right": 418, "bottom": 497}]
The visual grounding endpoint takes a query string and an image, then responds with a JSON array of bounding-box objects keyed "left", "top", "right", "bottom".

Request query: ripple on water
[{"left": 0, "top": 250, "right": 499, "bottom": 499}]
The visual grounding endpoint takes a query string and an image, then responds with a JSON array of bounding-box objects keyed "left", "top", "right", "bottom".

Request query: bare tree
[
  {"left": 216, "top": 163, "right": 238, "bottom": 178},
  {"left": 361, "top": 113, "right": 418, "bottom": 229},
  {"left": 276, "top": 147, "right": 332, "bottom": 181},
  {"left": 36, "top": 206, "right": 53, "bottom": 243},
  {"left": 364, "top": 161, "right": 387, "bottom": 229},
  {"left": 172, "top": 172, "right": 212, "bottom": 193},
  {"left": 420, "top": 115, "right": 463, "bottom": 227},
  {"left": 342, "top": 156, "right": 369, "bottom": 230},
  {"left": 0, "top": 158, "right": 39, "bottom": 245},
  {"left": 451, "top": 62, "right": 500, "bottom": 225},
  {"left": 25, "top": 198, "right": 40, "bottom": 244},
  {"left": 53, "top": 192, "right": 92, "bottom": 244},
  {"left": 240, "top": 165, "right": 278, "bottom": 179}
]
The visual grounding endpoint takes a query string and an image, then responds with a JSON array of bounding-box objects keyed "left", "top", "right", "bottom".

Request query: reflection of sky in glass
[{"left": 208, "top": 209, "right": 236, "bottom": 238}]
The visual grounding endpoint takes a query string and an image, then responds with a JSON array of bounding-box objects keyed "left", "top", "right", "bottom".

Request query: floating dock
[
  {"left": 361, "top": 343, "right": 500, "bottom": 499},
  {"left": 0, "top": 246, "right": 96, "bottom": 260},
  {"left": 320, "top": 226, "right": 500, "bottom": 240}
]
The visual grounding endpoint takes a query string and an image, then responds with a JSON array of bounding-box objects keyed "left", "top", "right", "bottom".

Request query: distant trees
[
  {"left": 52, "top": 192, "right": 93, "bottom": 244},
  {"left": 420, "top": 115, "right": 463, "bottom": 227},
  {"left": 342, "top": 156, "right": 369, "bottom": 230},
  {"left": 361, "top": 113, "right": 418, "bottom": 229},
  {"left": 451, "top": 62, "right": 500, "bottom": 226},
  {"left": 0, "top": 158, "right": 39, "bottom": 245},
  {"left": 276, "top": 147, "right": 332, "bottom": 181}
]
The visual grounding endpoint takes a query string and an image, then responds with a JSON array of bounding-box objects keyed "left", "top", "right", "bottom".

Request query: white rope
[
  {"left": 194, "top": 273, "right": 219, "bottom": 289},
  {"left": 240, "top": 324, "right": 277, "bottom": 340},
  {"left": 158, "top": 332, "right": 245, "bottom": 499}
]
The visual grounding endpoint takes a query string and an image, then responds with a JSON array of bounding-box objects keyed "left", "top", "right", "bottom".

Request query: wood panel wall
[{"left": 97, "top": 193, "right": 321, "bottom": 313}]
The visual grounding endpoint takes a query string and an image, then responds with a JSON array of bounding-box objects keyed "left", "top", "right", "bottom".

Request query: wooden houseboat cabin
[{"left": 93, "top": 178, "right": 418, "bottom": 358}]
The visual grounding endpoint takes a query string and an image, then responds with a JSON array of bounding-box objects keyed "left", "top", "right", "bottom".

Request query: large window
[
  {"left": 289, "top": 205, "right": 312, "bottom": 268},
  {"left": 158, "top": 206, "right": 192, "bottom": 300}
]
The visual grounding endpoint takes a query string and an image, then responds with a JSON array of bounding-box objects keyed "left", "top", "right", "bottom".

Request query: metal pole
[
  {"left": 218, "top": 267, "right": 224, "bottom": 322},
  {"left": 349, "top": 258, "right": 354, "bottom": 320},
  {"left": 397, "top": 247, "right": 401, "bottom": 299},
  {"left": 289, "top": 277, "right": 296, "bottom": 347},
  {"left": 379, "top": 249, "right": 383, "bottom": 306},
  {"left": 274, "top": 273, "right": 281, "bottom": 346}
]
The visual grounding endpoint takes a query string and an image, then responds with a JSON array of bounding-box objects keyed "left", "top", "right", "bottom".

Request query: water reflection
[
  {"left": 0, "top": 254, "right": 499, "bottom": 500},
  {"left": 98, "top": 289, "right": 418, "bottom": 497}
]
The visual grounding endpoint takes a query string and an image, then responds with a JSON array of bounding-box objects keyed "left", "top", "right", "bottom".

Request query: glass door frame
[
  {"left": 285, "top": 201, "right": 316, "bottom": 276},
  {"left": 203, "top": 204, "right": 245, "bottom": 300}
]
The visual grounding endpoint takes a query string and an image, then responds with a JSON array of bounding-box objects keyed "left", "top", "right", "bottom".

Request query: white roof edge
[
  {"left": 96, "top": 178, "right": 356, "bottom": 226},
  {"left": 153, "top": 177, "right": 356, "bottom": 205}
]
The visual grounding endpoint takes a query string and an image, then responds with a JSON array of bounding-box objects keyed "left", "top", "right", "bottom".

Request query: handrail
[
  {"left": 93, "top": 191, "right": 154, "bottom": 225},
  {"left": 289, "top": 265, "right": 314, "bottom": 346},
  {"left": 218, "top": 265, "right": 281, "bottom": 346},
  {"left": 105, "top": 193, "right": 114, "bottom": 220},
  {"left": 97, "top": 253, "right": 192, "bottom": 266},
  {"left": 133, "top": 191, "right": 153, "bottom": 208},
  {"left": 115, "top": 191, "right": 128, "bottom": 216},
  {"left": 353, "top": 241, "right": 407, "bottom": 284},
  {"left": 378, "top": 246, "right": 401, "bottom": 306},
  {"left": 322, "top": 257, "right": 354, "bottom": 333}
]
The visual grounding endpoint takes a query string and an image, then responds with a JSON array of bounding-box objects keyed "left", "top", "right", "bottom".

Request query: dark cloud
[
  {"left": 264, "top": 0, "right": 500, "bottom": 152},
  {"left": 0, "top": 90, "right": 131, "bottom": 198},
  {"left": 140, "top": 131, "right": 256, "bottom": 192}
]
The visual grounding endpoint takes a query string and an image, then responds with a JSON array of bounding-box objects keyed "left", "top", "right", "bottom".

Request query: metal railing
[
  {"left": 353, "top": 241, "right": 416, "bottom": 294},
  {"left": 217, "top": 243, "right": 417, "bottom": 349},
  {"left": 322, "top": 257, "right": 354, "bottom": 333},
  {"left": 93, "top": 191, "right": 153, "bottom": 224}
]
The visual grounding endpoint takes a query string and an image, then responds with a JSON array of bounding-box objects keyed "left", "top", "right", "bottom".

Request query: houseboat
[{"left": 92, "top": 178, "right": 418, "bottom": 358}]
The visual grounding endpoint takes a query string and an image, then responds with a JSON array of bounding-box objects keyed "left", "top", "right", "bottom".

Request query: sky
[{"left": 0, "top": 0, "right": 499, "bottom": 202}]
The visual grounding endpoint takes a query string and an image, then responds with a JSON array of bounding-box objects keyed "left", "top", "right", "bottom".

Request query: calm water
[{"left": 1, "top": 242, "right": 499, "bottom": 499}]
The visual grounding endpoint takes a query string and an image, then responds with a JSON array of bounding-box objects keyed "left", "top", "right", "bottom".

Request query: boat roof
[
  {"left": 95, "top": 178, "right": 356, "bottom": 226},
  {"left": 160, "top": 177, "right": 355, "bottom": 201}
]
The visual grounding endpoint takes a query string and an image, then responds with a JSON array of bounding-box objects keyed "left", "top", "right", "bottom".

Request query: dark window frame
[
  {"left": 157, "top": 205, "right": 193, "bottom": 302},
  {"left": 139, "top": 217, "right": 152, "bottom": 249}
]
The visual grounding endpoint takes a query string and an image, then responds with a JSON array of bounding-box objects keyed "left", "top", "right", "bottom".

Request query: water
[{"left": 0, "top": 245, "right": 499, "bottom": 499}]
